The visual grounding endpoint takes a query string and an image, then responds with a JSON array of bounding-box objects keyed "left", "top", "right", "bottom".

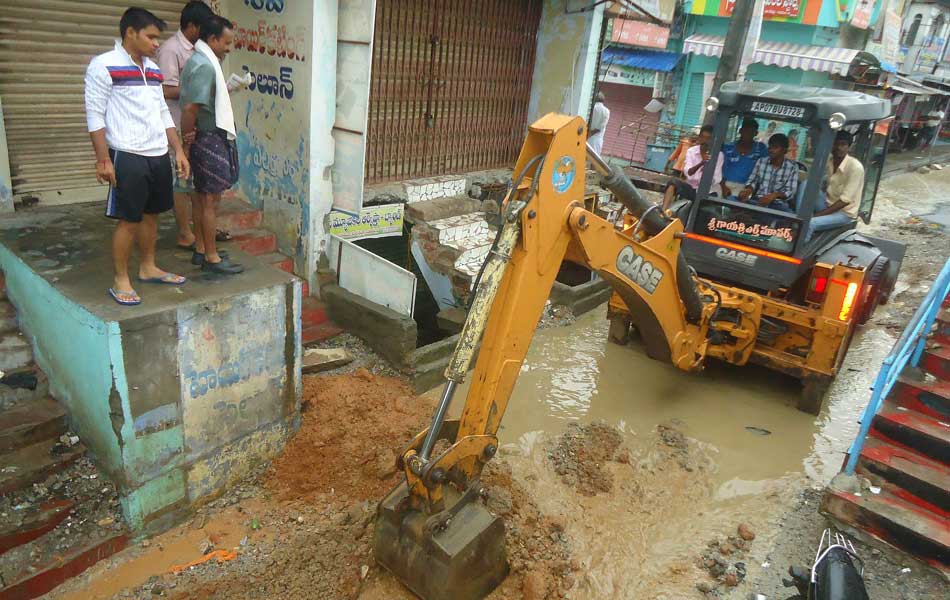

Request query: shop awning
[
  {"left": 683, "top": 35, "right": 878, "bottom": 77},
  {"left": 889, "top": 75, "right": 949, "bottom": 96},
  {"left": 602, "top": 46, "right": 680, "bottom": 72}
]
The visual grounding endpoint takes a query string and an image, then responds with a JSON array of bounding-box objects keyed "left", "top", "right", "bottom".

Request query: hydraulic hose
[{"left": 587, "top": 143, "right": 703, "bottom": 324}]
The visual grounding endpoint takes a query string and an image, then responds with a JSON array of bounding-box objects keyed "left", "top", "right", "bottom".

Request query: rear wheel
[
  {"left": 608, "top": 315, "right": 630, "bottom": 345},
  {"left": 799, "top": 376, "right": 832, "bottom": 415}
]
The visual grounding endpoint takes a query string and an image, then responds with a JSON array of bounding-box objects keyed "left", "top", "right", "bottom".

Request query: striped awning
[{"left": 683, "top": 35, "right": 874, "bottom": 77}]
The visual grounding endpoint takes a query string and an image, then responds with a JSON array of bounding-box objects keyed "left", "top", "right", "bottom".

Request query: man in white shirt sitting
[{"left": 808, "top": 130, "right": 864, "bottom": 239}]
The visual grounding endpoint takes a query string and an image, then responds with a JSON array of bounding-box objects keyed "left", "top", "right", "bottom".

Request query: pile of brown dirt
[
  {"left": 135, "top": 370, "right": 577, "bottom": 600},
  {"left": 264, "top": 369, "right": 434, "bottom": 503},
  {"left": 547, "top": 422, "right": 625, "bottom": 495}
]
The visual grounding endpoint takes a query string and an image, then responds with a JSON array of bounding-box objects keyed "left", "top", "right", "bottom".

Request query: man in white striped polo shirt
[{"left": 84, "top": 8, "right": 191, "bottom": 306}]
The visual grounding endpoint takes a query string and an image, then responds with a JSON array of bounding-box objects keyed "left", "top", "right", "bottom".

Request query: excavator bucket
[{"left": 373, "top": 482, "right": 508, "bottom": 600}]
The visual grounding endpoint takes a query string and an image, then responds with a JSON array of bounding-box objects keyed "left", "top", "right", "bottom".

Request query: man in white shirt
[
  {"left": 588, "top": 91, "right": 610, "bottom": 155},
  {"left": 85, "top": 8, "right": 191, "bottom": 306},
  {"left": 924, "top": 105, "right": 945, "bottom": 148},
  {"left": 808, "top": 130, "right": 864, "bottom": 239}
]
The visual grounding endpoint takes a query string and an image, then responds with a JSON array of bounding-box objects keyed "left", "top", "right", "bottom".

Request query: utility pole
[{"left": 703, "top": 0, "right": 756, "bottom": 125}]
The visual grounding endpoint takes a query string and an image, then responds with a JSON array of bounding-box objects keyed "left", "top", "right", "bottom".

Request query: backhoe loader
[
  {"left": 373, "top": 111, "right": 816, "bottom": 599},
  {"left": 373, "top": 86, "right": 905, "bottom": 597}
]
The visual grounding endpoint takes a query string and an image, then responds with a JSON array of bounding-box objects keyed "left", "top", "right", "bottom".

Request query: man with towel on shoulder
[{"left": 180, "top": 15, "right": 243, "bottom": 275}]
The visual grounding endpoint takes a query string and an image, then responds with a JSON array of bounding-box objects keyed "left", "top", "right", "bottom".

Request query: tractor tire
[
  {"left": 799, "top": 376, "right": 832, "bottom": 415},
  {"left": 858, "top": 257, "right": 889, "bottom": 325}
]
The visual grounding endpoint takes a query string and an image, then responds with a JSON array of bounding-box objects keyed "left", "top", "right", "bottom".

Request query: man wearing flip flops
[{"left": 85, "top": 8, "right": 190, "bottom": 306}]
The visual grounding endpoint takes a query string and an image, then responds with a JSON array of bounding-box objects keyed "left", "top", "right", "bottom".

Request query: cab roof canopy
[{"left": 717, "top": 81, "right": 891, "bottom": 123}]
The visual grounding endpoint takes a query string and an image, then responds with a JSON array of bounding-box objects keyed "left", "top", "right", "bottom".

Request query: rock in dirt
[
  {"left": 723, "top": 568, "right": 739, "bottom": 587},
  {"left": 522, "top": 569, "right": 550, "bottom": 600},
  {"left": 738, "top": 523, "right": 756, "bottom": 541},
  {"left": 302, "top": 347, "right": 354, "bottom": 374},
  {"left": 548, "top": 422, "right": 624, "bottom": 496}
]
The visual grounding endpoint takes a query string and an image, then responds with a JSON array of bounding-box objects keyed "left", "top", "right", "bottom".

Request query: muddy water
[{"left": 433, "top": 299, "right": 895, "bottom": 597}]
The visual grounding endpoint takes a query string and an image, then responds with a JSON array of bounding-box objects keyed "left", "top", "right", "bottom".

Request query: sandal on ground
[
  {"left": 108, "top": 288, "right": 141, "bottom": 306},
  {"left": 138, "top": 273, "right": 187, "bottom": 285}
]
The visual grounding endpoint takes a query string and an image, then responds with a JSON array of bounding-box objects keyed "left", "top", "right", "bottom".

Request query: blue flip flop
[
  {"left": 138, "top": 273, "right": 187, "bottom": 285},
  {"left": 108, "top": 288, "right": 141, "bottom": 306}
]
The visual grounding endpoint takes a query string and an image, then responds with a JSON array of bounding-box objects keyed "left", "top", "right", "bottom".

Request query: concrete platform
[{"left": 0, "top": 203, "right": 302, "bottom": 534}]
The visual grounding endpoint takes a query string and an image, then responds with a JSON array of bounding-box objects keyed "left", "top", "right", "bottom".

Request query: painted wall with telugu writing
[{"left": 225, "top": 0, "right": 313, "bottom": 274}]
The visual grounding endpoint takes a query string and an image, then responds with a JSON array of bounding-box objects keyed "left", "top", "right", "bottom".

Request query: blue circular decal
[{"left": 552, "top": 155, "right": 576, "bottom": 194}]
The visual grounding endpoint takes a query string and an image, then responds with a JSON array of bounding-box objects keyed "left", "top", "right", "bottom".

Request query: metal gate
[
  {"left": 365, "top": 0, "right": 543, "bottom": 183},
  {"left": 0, "top": 0, "right": 185, "bottom": 203}
]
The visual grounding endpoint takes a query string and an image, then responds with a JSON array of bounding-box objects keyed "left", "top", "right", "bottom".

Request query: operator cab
[{"left": 681, "top": 81, "right": 892, "bottom": 293}]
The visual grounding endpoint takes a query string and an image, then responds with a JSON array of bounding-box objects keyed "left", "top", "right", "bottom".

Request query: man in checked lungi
[{"left": 180, "top": 15, "right": 244, "bottom": 275}]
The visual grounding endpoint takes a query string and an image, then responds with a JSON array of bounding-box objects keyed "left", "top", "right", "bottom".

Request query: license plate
[{"left": 750, "top": 101, "right": 805, "bottom": 119}]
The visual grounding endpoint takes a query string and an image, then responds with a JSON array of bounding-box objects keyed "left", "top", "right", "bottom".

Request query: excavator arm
[{"left": 374, "top": 114, "right": 725, "bottom": 600}]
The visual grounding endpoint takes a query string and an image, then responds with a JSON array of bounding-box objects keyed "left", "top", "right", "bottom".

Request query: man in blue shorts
[{"left": 85, "top": 8, "right": 191, "bottom": 306}]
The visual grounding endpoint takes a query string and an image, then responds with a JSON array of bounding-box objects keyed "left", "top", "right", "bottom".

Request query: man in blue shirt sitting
[{"left": 721, "top": 118, "right": 768, "bottom": 199}]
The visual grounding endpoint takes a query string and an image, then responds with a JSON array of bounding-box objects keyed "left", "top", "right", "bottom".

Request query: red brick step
[
  {"left": 892, "top": 377, "right": 950, "bottom": 420},
  {"left": 215, "top": 197, "right": 262, "bottom": 233},
  {"left": 921, "top": 344, "right": 950, "bottom": 380},
  {"left": 0, "top": 500, "right": 74, "bottom": 556},
  {"left": 0, "top": 397, "right": 67, "bottom": 453},
  {"left": 230, "top": 228, "right": 277, "bottom": 256},
  {"left": 259, "top": 252, "right": 294, "bottom": 274},
  {"left": 821, "top": 486, "right": 950, "bottom": 572},
  {"left": 301, "top": 297, "right": 328, "bottom": 328},
  {"left": 857, "top": 436, "right": 950, "bottom": 515},
  {"left": 302, "top": 323, "right": 343, "bottom": 345},
  {"left": 872, "top": 403, "right": 950, "bottom": 464}
]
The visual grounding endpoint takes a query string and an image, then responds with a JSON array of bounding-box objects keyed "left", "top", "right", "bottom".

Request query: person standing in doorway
[
  {"left": 84, "top": 8, "right": 190, "bottom": 306},
  {"left": 924, "top": 104, "right": 945, "bottom": 149},
  {"left": 588, "top": 91, "right": 610, "bottom": 155},
  {"left": 157, "top": 0, "right": 216, "bottom": 252},
  {"left": 180, "top": 15, "right": 243, "bottom": 274}
]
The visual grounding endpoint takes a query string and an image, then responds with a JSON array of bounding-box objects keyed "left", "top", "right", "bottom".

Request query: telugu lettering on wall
[{"left": 329, "top": 204, "right": 405, "bottom": 240}]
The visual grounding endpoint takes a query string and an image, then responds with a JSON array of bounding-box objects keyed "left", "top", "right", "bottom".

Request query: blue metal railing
[{"left": 844, "top": 258, "right": 950, "bottom": 474}]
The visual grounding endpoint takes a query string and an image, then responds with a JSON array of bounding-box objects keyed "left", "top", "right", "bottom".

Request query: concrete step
[
  {"left": 821, "top": 487, "right": 950, "bottom": 572},
  {"left": 0, "top": 333, "right": 33, "bottom": 372},
  {"left": 0, "top": 397, "right": 67, "bottom": 453},
  {"left": 921, "top": 344, "right": 950, "bottom": 380},
  {"left": 872, "top": 403, "right": 950, "bottom": 464},
  {"left": 0, "top": 300, "right": 18, "bottom": 334},
  {"left": 230, "top": 227, "right": 277, "bottom": 256},
  {"left": 892, "top": 377, "right": 950, "bottom": 420},
  {"left": 260, "top": 251, "right": 294, "bottom": 274},
  {"left": 216, "top": 197, "right": 263, "bottom": 233},
  {"left": 857, "top": 436, "right": 950, "bottom": 515},
  {"left": 0, "top": 531, "right": 128, "bottom": 600},
  {"left": 302, "top": 323, "right": 343, "bottom": 346},
  {"left": 404, "top": 176, "right": 467, "bottom": 204},
  {"left": 405, "top": 195, "right": 482, "bottom": 224},
  {"left": 0, "top": 439, "right": 85, "bottom": 495}
]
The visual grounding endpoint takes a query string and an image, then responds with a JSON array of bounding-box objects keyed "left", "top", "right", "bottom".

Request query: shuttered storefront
[
  {"left": 600, "top": 82, "right": 657, "bottom": 165},
  {"left": 365, "top": 0, "right": 543, "bottom": 184},
  {"left": 0, "top": 0, "right": 185, "bottom": 203},
  {"left": 681, "top": 72, "right": 706, "bottom": 130}
]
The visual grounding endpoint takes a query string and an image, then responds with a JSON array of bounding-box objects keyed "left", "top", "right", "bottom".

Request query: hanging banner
[
  {"left": 610, "top": 19, "right": 670, "bottom": 49},
  {"left": 329, "top": 203, "right": 404, "bottom": 240},
  {"left": 851, "top": 0, "right": 873, "bottom": 29},
  {"left": 606, "top": 0, "right": 676, "bottom": 24},
  {"left": 692, "top": 0, "right": 819, "bottom": 24}
]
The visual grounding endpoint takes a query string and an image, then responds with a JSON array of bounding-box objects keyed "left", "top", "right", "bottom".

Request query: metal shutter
[
  {"left": 600, "top": 82, "right": 657, "bottom": 165},
  {"left": 682, "top": 72, "right": 706, "bottom": 130},
  {"left": 0, "top": 0, "right": 185, "bottom": 204},
  {"left": 365, "top": 0, "right": 543, "bottom": 184}
]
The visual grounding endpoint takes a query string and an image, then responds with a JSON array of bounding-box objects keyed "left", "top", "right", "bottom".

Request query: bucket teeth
[{"left": 374, "top": 482, "right": 509, "bottom": 600}]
